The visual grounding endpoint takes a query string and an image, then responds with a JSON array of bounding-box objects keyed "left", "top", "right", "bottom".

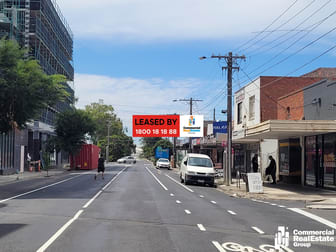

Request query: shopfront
[{"left": 305, "top": 133, "right": 336, "bottom": 189}]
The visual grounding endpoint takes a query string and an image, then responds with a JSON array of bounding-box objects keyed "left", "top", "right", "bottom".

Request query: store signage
[
  {"left": 155, "top": 147, "right": 169, "bottom": 159},
  {"left": 247, "top": 173, "right": 263, "bottom": 193},
  {"left": 180, "top": 115, "right": 204, "bottom": 137},
  {"left": 213, "top": 121, "right": 227, "bottom": 134},
  {"left": 133, "top": 115, "right": 180, "bottom": 137}
]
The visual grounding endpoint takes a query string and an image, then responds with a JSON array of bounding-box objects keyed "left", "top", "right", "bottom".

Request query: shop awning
[{"left": 235, "top": 120, "right": 336, "bottom": 141}]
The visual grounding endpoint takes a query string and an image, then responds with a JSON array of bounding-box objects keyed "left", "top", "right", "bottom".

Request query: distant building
[{"left": 0, "top": 0, "right": 73, "bottom": 174}]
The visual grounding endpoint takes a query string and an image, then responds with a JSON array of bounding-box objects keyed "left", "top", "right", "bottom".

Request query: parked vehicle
[
  {"left": 117, "top": 156, "right": 136, "bottom": 164},
  {"left": 179, "top": 153, "right": 216, "bottom": 187},
  {"left": 156, "top": 158, "right": 171, "bottom": 169}
]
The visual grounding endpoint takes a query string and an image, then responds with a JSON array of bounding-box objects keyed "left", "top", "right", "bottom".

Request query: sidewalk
[
  {"left": 216, "top": 178, "right": 336, "bottom": 209},
  {"left": 0, "top": 168, "right": 69, "bottom": 186}
]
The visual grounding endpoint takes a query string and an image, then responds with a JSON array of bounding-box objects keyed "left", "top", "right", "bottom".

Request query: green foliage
[
  {"left": 51, "top": 109, "right": 96, "bottom": 168},
  {"left": 84, "top": 102, "right": 135, "bottom": 161},
  {"left": 0, "top": 39, "right": 69, "bottom": 133}
]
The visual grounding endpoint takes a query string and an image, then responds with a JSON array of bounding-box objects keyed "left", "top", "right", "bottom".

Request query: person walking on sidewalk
[
  {"left": 252, "top": 154, "right": 258, "bottom": 172},
  {"left": 266, "top": 155, "right": 276, "bottom": 184},
  {"left": 95, "top": 154, "right": 105, "bottom": 180}
]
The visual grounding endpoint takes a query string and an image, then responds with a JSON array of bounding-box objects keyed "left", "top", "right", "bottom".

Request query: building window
[
  {"left": 237, "top": 102, "right": 243, "bottom": 124},
  {"left": 249, "top": 96, "right": 255, "bottom": 120}
]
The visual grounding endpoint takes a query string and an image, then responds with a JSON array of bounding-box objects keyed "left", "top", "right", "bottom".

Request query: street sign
[
  {"left": 213, "top": 121, "right": 227, "bottom": 134},
  {"left": 247, "top": 173, "right": 263, "bottom": 193},
  {"left": 155, "top": 147, "right": 169, "bottom": 159}
]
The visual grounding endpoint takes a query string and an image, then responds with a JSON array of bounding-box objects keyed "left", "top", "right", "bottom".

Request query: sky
[{"left": 56, "top": 0, "right": 336, "bottom": 138}]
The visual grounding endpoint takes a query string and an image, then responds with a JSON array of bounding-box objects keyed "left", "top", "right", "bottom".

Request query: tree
[
  {"left": 84, "top": 102, "right": 135, "bottom": 161},
  {"left": 49, "top": 109, "right": 96, "bottom": 169},
  {"left": 0, "top": 39, "right": 69, "bottom": 133}
]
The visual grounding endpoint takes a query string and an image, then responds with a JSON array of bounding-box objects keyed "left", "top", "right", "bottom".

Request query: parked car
[
  {"left": 179, "top": 153, "right": 216, "bottom": 187},
  {"left": 117, "top": 156, "right": 136, "bottom": 164},
  {"left": 156, "top": 158, "right": 171, "bottom": 169}
]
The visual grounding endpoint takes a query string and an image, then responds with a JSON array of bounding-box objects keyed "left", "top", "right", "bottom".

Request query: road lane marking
[
  {"left": 83, "top": 190, "right": 102, "bottom": 208},
  {"left": 251, "top": 226, "right": 265, "bottom": 234},
  {"left": 197, "top": 224, "right": 206, "bottom": 231},
  {"left": 270, "top": 203, "right": 277, "bottom": 206},
  {"left": 0, "top": 173, "right": 87, "bottom": 204},
  {"left": 165, "top": 174, "right": 194, "bottom": 192},
  {"left": 199, "top": 195, "right": 204, "bottom": 198},
  {"left": 36, "top": 210, "right": 84, "bottom": 252},
  {"left": 289, "top": 208, "right": 336, "bottom": 229},
  {"left": 212, "top": 241, "right": 226, "bottom": 252},
  {"left": 278, "top": 205, "right": 286, "bottom": 208},
  {"left": 170, "top": 193, "right": 175, "bottom": 196},
  {"left": 227, "top": 210, "right": 237, "bottom": 215},
  {"left": 185, "top": 209, "right": 191, "bottom": 214},
  {"left": 176, "top": 200, "right": 181, "bottom": 204},
  {"left": 145, "top": 167, "right": 168, "bottom": 191},
  {"left": 102, "top": 167, "right": 128, "bottom": 191},
  {"left": 211, "top": 200, "right": 217, "bottom": 204}
]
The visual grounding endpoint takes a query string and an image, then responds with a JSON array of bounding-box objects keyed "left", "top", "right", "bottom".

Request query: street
[{"left": 0, "top": 161, "right": 335, "bottom": 252}]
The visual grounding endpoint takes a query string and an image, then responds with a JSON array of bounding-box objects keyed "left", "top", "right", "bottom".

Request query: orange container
[{"left": 71, "top": 144, "right": 101, "bottom": 170}]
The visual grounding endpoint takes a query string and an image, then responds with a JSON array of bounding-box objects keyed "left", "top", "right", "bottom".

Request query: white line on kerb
[
  {"left": 170, "top": 193, "right": 175, "bottom": 197},
  {"left": 197, "top": 224, "right": 206, "bottom": 231},
  {"left": 227, "top": 210, "right": 237, "bottom": 215},
  {"left": 289, "top": 208, "right": 336, "bottom": 230},
  {"left": 165, "top": 174, "right": 194, "bottom": 192},
  {"left": 211, "top": 200, "right": 217, "bottom": 204},
  {"left": 176, "top": 200, "right": 181, "bottom": 204},
  {"left": 212, "top": 241, "right": 226, "bottom": 252},
  {"left": 251, "top": 226, "right": 265, "bottom": 234},
  {"left": 36, "top": 209, "right": 84, "bottom": 252},
  {"left": 0, "top": 174, "right": 85, "bottom": 204},
  {"left": 145, "top": 167, "right": 168, "bottom": 191},
  {"left": 185, "top": 209, "right": 191, "bottom": 214}
]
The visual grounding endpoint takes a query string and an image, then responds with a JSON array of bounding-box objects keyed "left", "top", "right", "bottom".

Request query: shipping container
[{"left": 70, "top": 144, "right": 101, "bottom": 170}]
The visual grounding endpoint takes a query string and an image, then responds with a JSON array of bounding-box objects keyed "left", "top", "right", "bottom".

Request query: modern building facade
[{"left": 0, "top": 0, "right": 74, "bottom": 174}]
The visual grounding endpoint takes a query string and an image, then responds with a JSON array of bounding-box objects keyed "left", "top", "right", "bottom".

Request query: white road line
[
  {"left": 165, "top": 174, "right": 194, "bottom": 192},
  {"left": 185, "top": 209, "right": 191, "bottom": 214},
  {"left": 176, "top": 200, "right": 181, "bottom": 204},
  {"left": 212, "top": 241, "right": 226, "bottom": 252},
  {"left": 197, "top": 224, "right": 206, "bottom": 231},
  {"left": 270, "top": 203, "right": 277, "bottom": 206},
  {"left": 102, "top": 167, "right": 127, "bottom": 191},
  {"left": 289, "top": 208, "right": 336, "bottom": 230},
  {"left": 227, "top": 210, "right": 237, "bottom": 215},
  {"left": 145, "top": 167, "right": 168, "bottom": 191},
  {"left": 199, "top": 195, "right": 204, "bottom": 198},
  {"left": 83, "top": 190, "right": 102, "bottom": 208},
  {"left": 211, "top": 200, "right": 217, "bottom": 204},
  {"left": 170, "top": 193, "right": 175, "bottom": 197},
  {"left": 251, "top": 226, "right": 265, "bottom": 234},
  {"left": 278, "top": 205, "right": 286, "bottom": 208},
  {"left": 0, "top": 174, "right": 85, "bottom": 204},
  {"left": 36, "top": 209, "right": 84, "bottom": 252}
]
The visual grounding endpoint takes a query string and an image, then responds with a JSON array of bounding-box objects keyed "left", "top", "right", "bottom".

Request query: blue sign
[
  {"left": 155, "top": 146, "right": 169, "bottom": 159},
  {"left": 213, "top": 121, "right": 227, "bottom": 134}
]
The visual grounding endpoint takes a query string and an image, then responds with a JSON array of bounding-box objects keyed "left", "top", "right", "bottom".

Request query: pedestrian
[
  {"left": 95, "top": 154, "right": 105, "bottom": 180},
  {"left": 265, "top": 155, "right": 276, "bottom": 184},
  {"left": 252, "top": 154, "right": 258, "bottom": 173}
]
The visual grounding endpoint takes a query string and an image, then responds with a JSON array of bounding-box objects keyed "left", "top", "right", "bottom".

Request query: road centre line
[
  {"left": 251, "top": 226, "right": 265, "bottom": 234},
  {"left": 212, "top": 241, "right": 226, "bottom": 252},
  {"left": 211, "top": 200, "right": 217, "bottom": 204},
  {"left": 165, "top": 174, "right": 194, "bottom": 192},
  {"left": 199, "top": 195, "right": 204, "bottom": 198},
  {"left": 0, "top": 173, "right": 87, "bottom": 204},
  {"left": 227, "top": 210, "right": 237, "bottom": 215},
  {"left": 83, "top": 190, "right": 102, "bottom": 208},
  {"left": 170, "top": 193, "right": 175, "bottom": 196},
  {"left": 278, "top": 205, "right": 286, "bottom": 208},
  {"left": 197, "top": 224, "right": 206, "bottom": 231},
  {"left": 36, "top": 210, "right": 84, "bottom": 252},
  {"left": 102, "top": 167, "right": 127, "bottom": 191},
  {"left": 185, "top": 209, "right": 191, "bottom": 214},
  {"left": 176, "top": 200, "right": 181, "bottom": 204},
  {"left": 289, "top": 208, "right": 336, "bottom": 230},
  {"left": 145, "top": 167, "right": 168, "bottom": 191}
]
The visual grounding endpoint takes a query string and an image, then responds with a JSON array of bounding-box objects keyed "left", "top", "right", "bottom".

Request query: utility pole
[
  {"left": 173, "top": 98, "right": 203, "bottom": 153},
  {"left": 200, "top": 52, "right": 245, "bottom": 186},
  {"left": 213, "top": 108, "right": 216, "bottom": 121}
]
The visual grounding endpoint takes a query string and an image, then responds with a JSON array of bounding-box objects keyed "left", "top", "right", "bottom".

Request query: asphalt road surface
[{"left": 0, "top": 160, "right": 335, "bottom": 252}]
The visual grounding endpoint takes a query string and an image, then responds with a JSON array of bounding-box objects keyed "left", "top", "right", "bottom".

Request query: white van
[{"left": 179, "top": 153, "right": 216, "bottom": 187}]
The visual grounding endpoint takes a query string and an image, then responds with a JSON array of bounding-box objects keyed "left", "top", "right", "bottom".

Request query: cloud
[
  {"left": 74, "top": 73, "right": 219, "bottom": 135},
  {"left": 55, "top": 0, "right": 332, "bottom": 42}
]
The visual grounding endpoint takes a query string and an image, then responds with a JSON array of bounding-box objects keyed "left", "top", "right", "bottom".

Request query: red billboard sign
[{"left": 133, "top": 115, "right": 180, "bottom": 137}]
